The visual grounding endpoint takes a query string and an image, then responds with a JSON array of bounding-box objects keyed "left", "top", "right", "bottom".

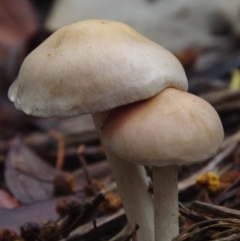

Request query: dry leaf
[
  {"left": 0, "top": 189, "right": 19, "bottom": 209},
  {"left": 5, "top": 138, "right": 59, "bottom": 204},
  {"left": 0, "top": 198, "right": 60, "bottom": 233},
  {"left": 0, "top": 0, "right": 38, "bottom": 49}
]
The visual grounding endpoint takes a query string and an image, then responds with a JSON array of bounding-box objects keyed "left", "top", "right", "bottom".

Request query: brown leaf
[
  {"left": 5, "top": 138, "right": 59, "bottom": 204},
  {"left": 0, "top": 198, "right": 60, "bottom": 233},
  {"left": 0, "top": 0, "right": 39, "bottom": 49},
  {"left": 0, "top": 189, "right": 19, "bottom": 209},
  {"left": 0, "top": 0, "right": 40, "bottom": 92}
]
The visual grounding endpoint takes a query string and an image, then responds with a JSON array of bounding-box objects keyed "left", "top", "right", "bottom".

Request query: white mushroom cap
[
  {"left": 8, "top": 19, "right": 187, "bottom": 117},
  {"left": 101, "top": 88, "right": 224, "bottom": 166}
]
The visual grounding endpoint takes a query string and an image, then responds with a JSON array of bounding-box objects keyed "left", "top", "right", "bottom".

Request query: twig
[
  {"left": 211, "top": 228, "right": 240, "bottom": 239},
  {"left": 173, "top": 219, "right": 240, "bottom": 241},
  {"left": 178, "top": 202, "right": 209, "bottom": 222},
  {"left": 77, "top": 145, "right": 97, "bottom": 195},
  {"left": 215, "top": 100, "right": 240, "bottom": 112},
  {"left": 190, "top": 201, "right": 240, "bottom": 219},
  {"left": 212, "top": 232, "right": 240, "bottom": 241},
  {"left": 49, "top": 129, "right": 65, "bottom": 170},
  {"left": 67, "top": 208, "right": 125, "bottom": 240},
  {"left": 214, "top": 177, "right": 240, "bottom": 205},
  {"left": 201, "top": 89, "right": 240, "bottom": 106},
  {"left": 93, "top": 219, "right": 100, "bottom": 241},
  {"left": 123, "top": 224, "right": 140, "bottom": 241},
  {"left": 178, "top": 143, "right": 237, "bottom": 192},
  {"left": 60, "top": 193, "right": 105, "bottom": 237}
]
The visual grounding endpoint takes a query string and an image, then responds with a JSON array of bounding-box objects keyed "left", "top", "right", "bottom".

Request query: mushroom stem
[
  {"left": 106, "top": 150, "right": 154, "bottom": 241},
  {"left": 153, "top": 165, "right": 179, "bottom": 241},
  {"left": 92, "top": 112, "right": 154, "bottom": 241}
]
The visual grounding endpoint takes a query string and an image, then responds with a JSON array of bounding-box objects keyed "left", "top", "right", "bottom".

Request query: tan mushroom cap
[
  {"left": 8, "top": 19, "right": 187, "bottom": 117},
  {"left": 101, "top": 88, "right": 224, "bottom": 166}
]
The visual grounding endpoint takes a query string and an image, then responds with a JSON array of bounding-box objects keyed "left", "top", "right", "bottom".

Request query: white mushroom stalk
[
  {"left": 92, "top": 111, "right": 154, "bottom": 241},
  {"left": 101, "top": 88, "right": 224, "bottom": 241},
  {"left": 153, "top": 165, "right": 178, "bottom": 241}
]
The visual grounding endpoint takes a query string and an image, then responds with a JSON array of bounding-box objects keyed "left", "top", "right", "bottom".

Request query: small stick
[
  {"left": 132, "top": 224, "right": 140, "bottom": 241},
  {"left": 214, "top": 177, "right": 240, "bottom": 205},
  {"left": 123, "top": 224, "right": 140, "bottom": 241},
  {"left": 178, "top": 202, "right": 209, "bottom": 222},
  {"left": 77, "top": 145, "right": 96, "bottom": 195},
  {"left": 60, "top": 193, "right": 105, "bottom": 237},
  {"left": 93, "top": 219, "right": 100, "bottom": 241},
  {"left": 173, "top": 219, "right": 240, "bottom": 241},
  {"left": 190, "top": 201, "right": 240, "bottom": 219},
  {"left": 211, "top": 228, "right": 240, "bottom": 239},
  {"left": 49, "top": 129, "right": 65, "bottom": 170}
]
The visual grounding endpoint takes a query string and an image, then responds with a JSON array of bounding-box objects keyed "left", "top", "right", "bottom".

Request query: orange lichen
[
  {"left": 196, "top": 172, "right": 220, "bottom": 193},
  {"left": 98, "top": 192, "right": 122, "bottom": 212}
]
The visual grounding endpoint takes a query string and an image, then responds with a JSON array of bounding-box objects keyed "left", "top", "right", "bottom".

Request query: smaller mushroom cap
[
  {"left": 101, "top": 88, "right": 224, "bottom": 166},
  {"left": 8, "top": 19, "right": 187, "bottom": 117}
]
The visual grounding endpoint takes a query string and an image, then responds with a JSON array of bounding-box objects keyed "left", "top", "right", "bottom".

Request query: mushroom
[
  {"left": 101, "top": 87, "right": 224, "bottom": 241},
  {"left": 8, "top": 19, "right": 188, "bottom": 241}
]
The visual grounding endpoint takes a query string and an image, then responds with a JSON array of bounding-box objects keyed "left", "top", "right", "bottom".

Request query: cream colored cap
[
  {"left": 101, "top": 88, "right": 224, "bottom": 166},
  {"left": 8, "top": 19, "right": 187, "bottom": 117}
]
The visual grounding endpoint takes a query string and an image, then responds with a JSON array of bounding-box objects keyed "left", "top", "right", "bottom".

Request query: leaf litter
[{"left": 2, "top": 1, "right": 240, "bottom": 241}]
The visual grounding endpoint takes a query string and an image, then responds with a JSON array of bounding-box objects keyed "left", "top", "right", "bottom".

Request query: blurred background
[
  {"left": 2, "top": 0, "right": 240, "bottom": 239},
  {"left": 2, "top": 0, "right": 240, "bottom": 123},
  {"left": 2, "top": 0, "right": 240, "bottom": 146}
]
